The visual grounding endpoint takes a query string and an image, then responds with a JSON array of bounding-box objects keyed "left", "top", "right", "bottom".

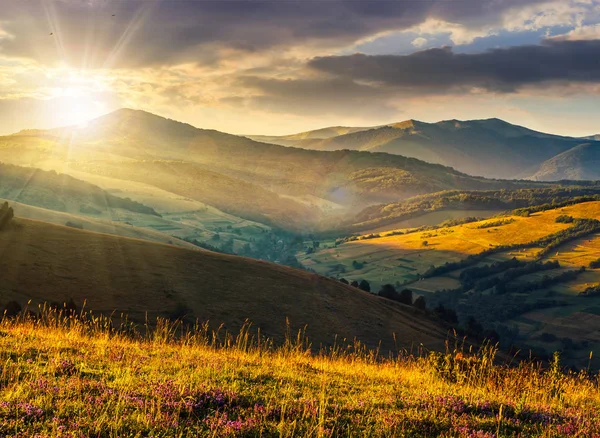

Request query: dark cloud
[
  {"left": 308, "top": 39, "right": 600, "bottom": 92},
  {"left": 224, "top": 76, "right": 398, "bottom": 119},
  {"left": 0, "top": 0, "right": 548, "bottom": 68}
]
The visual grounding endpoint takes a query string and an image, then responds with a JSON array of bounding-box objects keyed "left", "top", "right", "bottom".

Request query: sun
[{"left": 48, "top": 73, "right": 111, "bottom": 128}]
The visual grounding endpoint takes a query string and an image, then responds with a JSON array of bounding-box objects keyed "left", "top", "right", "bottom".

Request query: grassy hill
[
  {"left": 2, "top": 317, "right": 600, "bottom": 437},
  {"left": 255, "top": 118, "right": 597, "bottom": 180},
  {"left": 300, "top": 201, "right": 600, "bottom": 368},
  {"left": 0, "top": 109, "right": 550, "bottom": 230},
  {"left": 337, "top": 185, "right": 600, "bottom": 234},
  {"left": 0, "top": 162, "right": 159, "bottom": 219},
  {"left": 0, "top": 215, "right": 452, "bottom": 353},
  {"left": 526, "top": 143, "right": 600, "bottom": 181}
]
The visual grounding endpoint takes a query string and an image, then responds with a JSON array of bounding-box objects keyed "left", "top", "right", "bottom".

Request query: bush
[
  {"left": 378, "top": 284, "right": 400, "bottom": 301},
  {"left": 350, "top": 280, "right": 359, "bottom": 288},
  {"left": 555, "top": 215, "right": 574, "bottom": 223},
  {"left": 589, "top": 258, "right": 600, "bottom": 269},
  {"left": 0, "top": 202, "right": 14, "bottom": 230},
  {"left": 413, "top": 295, "right": 427, "bottom": 310},
  {"left": 65, "top": 221, "right": 83, "bottom": 229},
  {"left": 358, "top": 280, "right": 371, "bottom": 293},
  {"left": 398, "top": 289, "right": 413, "bottom": 305}
]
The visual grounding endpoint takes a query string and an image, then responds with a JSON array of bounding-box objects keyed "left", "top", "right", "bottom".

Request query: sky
[{"left": 0, "top": 0, "right": 599, "bottom": 137}]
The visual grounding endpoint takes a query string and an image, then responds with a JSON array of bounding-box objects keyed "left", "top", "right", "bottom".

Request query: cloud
[
  {"left": 0, "top": 0, "right": 553, "bottom": 68},
  {"left": 308, "top": 39, "right": 600, "bottom": 93},
  {"left": 551, "top": 24, "right": 600, "bottom": 40},
  {"left": 412, "top": 37, "right": 428, "bottom": 48},
  {"left": 224, "top": 75, "right": 400, "bottom": 120}
]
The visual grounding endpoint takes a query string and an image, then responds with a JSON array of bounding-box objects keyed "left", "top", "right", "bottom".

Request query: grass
[
  {"left": 1, "top": 313, "right": 600, "bottom": 437},
  {"left": 301, "top": 202, "right": 600, "bottom": 291}
]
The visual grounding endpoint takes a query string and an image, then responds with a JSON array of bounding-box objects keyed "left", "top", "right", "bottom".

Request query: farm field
[
  {"left": 50, "top": 167, "right": 273, "bottom": 252},
  {"left": 300, "top": 202, "right": 600, "bottom": 366},
  {"left": 301, "top": 202, "right": 600, "bottom": 290}
]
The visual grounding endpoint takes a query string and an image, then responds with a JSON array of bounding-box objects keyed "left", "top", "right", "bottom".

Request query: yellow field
[{"left": 301, "top": 202, "right": 600, "bottom": 291}]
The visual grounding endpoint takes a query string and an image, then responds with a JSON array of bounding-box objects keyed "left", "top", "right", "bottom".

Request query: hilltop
[
  {"left": 0, "top": 215, "right": 452, "bottom": 353},
  {"left": 250, "top": 118, "right": 598, "bottom": 179}
]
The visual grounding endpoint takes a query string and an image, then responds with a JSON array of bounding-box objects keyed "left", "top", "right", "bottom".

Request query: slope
[
  {"left": 0, "top": 162, "right": 159, "bottom": 218},
  {"left": 0, "top": 216, "right": 451, "bottom": 352},
  {"left": 527, "top": 143, "right": 600, "bottom": 181}
]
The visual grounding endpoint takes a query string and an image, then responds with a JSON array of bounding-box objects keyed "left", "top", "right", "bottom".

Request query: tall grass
[{"left": 1, "top": 307, "right": 599, "bottom": 437}]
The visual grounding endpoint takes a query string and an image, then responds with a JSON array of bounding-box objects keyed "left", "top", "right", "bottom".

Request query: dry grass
[
  {"left": 1, "top": 314, "right": 599, "bottom": 437},
  {"left": 0, "top": 217, "right": 452, "bottom": 354}
]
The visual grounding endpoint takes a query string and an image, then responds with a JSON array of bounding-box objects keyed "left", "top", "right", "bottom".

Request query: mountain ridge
[{"left": 248, "top": 117, "right": 596, "bottom": 179}]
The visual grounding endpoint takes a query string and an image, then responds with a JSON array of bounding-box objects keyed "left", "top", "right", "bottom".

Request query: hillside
[
  {"left": 526, "top": 143, "right": 600, "bottom": 181},
  {"left": 0, "top": 109, "right": 549, "bottom": 230},
  {"left": 342, "top": 185, "right": 600, "bottom": 233},
  {"left": 255, "top": 118, "right": 597, "bottom": 179},
  {"left": 301, "top": 201, "right": 600, "bottom": 368},
  {"left": 3, "top": 319, "right": 600, "bottom": 438},
  {"left": 0, "top": 162, "right": 159, "bottom": 218},
  {"left": 0, "top": 216, "right": 452, "bottom": 353},
  {"left": 3, "top": 319, "right": 599, "bottom": 437},
  {"left": 249, "top": 125, "right": 372, "bottom": 146}
]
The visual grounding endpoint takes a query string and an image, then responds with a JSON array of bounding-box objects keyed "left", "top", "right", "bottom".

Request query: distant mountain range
[
  {"left": 249, "top": 119, "right": 600, "bottom": 180},
  {"left": 0, "top": 109, "right": 549, "bottom": 230}
]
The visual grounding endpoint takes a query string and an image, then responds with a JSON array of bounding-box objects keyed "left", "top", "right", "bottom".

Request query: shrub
[
  {"left": 378, "top": 284, "right": 400, "bottom": 301},
  {"left": 0, "top": 202, "right": 14, "bottom": 230},
  {"left": 398, "top": 289, "right": 413, "bottom": 305},
  {"left": 358, "top": 280, "right": 371, "bottom": 293},
  {"left": 65, "top": 221, "right": 83, "bottom": 229},
  {"left": 413, "top": 295, "right": 427, "bottom": 310},
  {"left": 590, "top": 258, "right": 600, "bottom": 269},
  {"left": 555, "top": 215, "right": 574, "bottom": 223}
]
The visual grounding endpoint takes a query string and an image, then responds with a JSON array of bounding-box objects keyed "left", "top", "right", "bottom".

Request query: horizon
[
  {"left": 0, "top": 0, "right": 599, "bottom": 137},
  {"left": 5, "top": 106, "right": 597, "bottom": 139}
]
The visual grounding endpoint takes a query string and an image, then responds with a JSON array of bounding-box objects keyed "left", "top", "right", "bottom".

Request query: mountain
[
  {"left": 526, "top": 143, "right": 600, "bottom": 181},
  {"left": 0, "top": 109, "right": 547, "bottom": 230},
  {"left": 0, "top": 215, "right": 452, "bottom": 352},
  {"left": 250, "top": 118, "right": 598, "bottom": 179},
  {"left": 583, "top": 134, "right": 600, "bottom": 141}
]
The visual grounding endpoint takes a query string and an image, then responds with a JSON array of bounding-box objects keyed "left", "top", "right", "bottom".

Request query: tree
[
  {"left": 378, "top": 284, "right": 400, "bottom": 301},
  {"left": 398, "top": 289, "right": 413, "bottom": 305},
  {"left": 413, "top": 295, "right": 427, "bottom": 310},
  {"left": 350, "top": 280, "right": 359, "bottom": 288},
  {"left": 422, "top": 240, "right": 429, "bottom": 247},
  {"left": 358, "top": 280, "right": 371, "bottom": 293},
  {"left": 339, "top": 278, "right": 349, "bottom": 285}
]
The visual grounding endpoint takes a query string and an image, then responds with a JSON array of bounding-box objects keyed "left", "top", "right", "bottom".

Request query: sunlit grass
[{"left": 1, "top": 311, "right": 599, "bottom": 437}]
